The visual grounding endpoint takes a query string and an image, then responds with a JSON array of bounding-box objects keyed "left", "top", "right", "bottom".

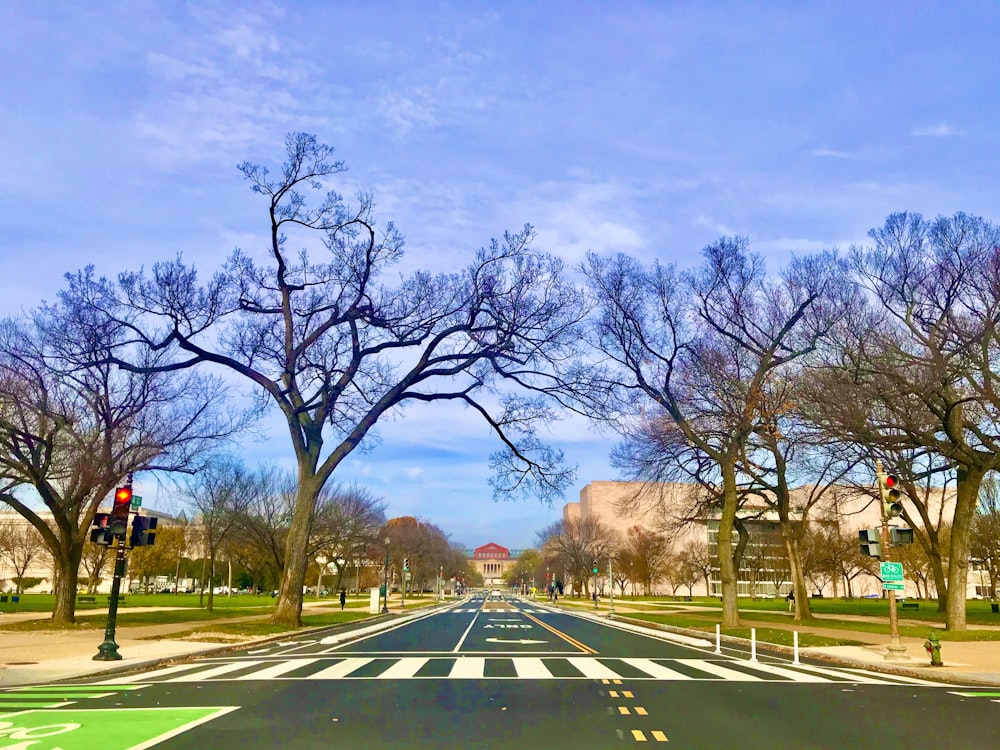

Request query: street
[{"left": 1, "top": 594, "right": 997, "bottom": 749}]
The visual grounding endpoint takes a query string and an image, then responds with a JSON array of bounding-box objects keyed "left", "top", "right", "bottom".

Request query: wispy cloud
[
  {"left": 809, "top": 146, "right": 851, "bottom": 158},
  {"left": 911, "top": 123, "right": 961, "bottom": 137}
]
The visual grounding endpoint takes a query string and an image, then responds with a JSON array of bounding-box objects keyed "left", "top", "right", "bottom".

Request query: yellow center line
[
  {"left": 651, "top": 730, "right": 668, "bottom": 742},
  {"left": 632, "top": 729, "right": 647, "bottom": 742},
  {"left": 635, "top": 707, "right": 648, "bottom": 716},
  {"left": 520, "top": 611, "right": 598, "bottom": 654}
]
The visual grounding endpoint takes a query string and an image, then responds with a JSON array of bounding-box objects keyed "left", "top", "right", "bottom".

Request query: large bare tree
[
  {"left": 581, "top": 240, "right": 852, "bottom": 626},
  {"left": 63, "top": 133, "right": 584, "bottom": 626},
  {"left": 0, "top": 306, "right": 235, "bottom": 623}
]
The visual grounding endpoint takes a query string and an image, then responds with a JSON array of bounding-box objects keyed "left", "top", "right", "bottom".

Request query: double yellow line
[{"left": 522, "top": 611, "right": 598, "bottom": 654}]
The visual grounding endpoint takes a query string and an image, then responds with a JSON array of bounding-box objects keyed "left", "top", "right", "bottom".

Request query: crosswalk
[
  {"left": 0, "top": 685, "right": 140, "bottom": 712},
  {"left": 94, "top": 656, "right": 945, "bottom": 687},
  {"left": 448, "top": 608, "right": 547, "bottom": 614}
]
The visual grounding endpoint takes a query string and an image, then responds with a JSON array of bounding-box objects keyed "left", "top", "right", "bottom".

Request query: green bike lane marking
[
  {"left": 0, "top": 706, "right": 239, "bottom": 749},
  {"left": 0, "top": 686, "right": 142, "bottom": 712},
  {"left": 949, "top": 691, "right": 1000, "bottom": 697}
]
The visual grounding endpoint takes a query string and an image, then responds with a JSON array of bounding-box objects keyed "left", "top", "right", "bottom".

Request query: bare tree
[
  {"left": 810, "top": 211, "right": 1000, "bottom": 629},
  {"left": 581, "top": 241, "right": 852, "bottom": 626},
  {"left": 64, "top": 134, "right": 584, "bottom": 626},
  {"left": 79, "top": 539, "right": 112, "bottom": 594},
  {"left": 539, "top": 516, "right": 619, "bottom": 597},
  {"left": 183, "top": 458, "right": 260, "bottom": 611},
  {"left": 971, "top": 475, "right": 1000, "bottom": 599},
  {"left": 0, "top": 520, "right": 47, "bottom": 593}
]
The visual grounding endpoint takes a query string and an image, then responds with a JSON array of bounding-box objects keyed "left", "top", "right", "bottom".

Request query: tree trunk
[
  {"left": 50, "top": 541, "right": 84, "bottom": 625},
  {"left": 945, "top": 464, "right": 985, "bottom": 631},
  {"left": 780, "top": 524, "right": 812, "bottom": 621},
  {"left": 207, "top": 554, "right": 216, "bottom": 612},
  {"left": 928, "top": 547, "right": 948, "bottom": 613},
  {"left": 718, "top": 460, "right": 740, "bottom": 627},
  {"left": 273, "top": 473, "right": 322, "bottom": 628}
]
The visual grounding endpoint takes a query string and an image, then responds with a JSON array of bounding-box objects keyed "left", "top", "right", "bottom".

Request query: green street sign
[
  {"left": 883, "top": 582, "right": 905, "bottom": 591},
  {"left": 130, "top": 495, "right": 142, "bottom": 509},
  {"left": 880, "top": 561, "right": 903, "bottom": 582}
]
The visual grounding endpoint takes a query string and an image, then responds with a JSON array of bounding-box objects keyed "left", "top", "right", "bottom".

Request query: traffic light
[
  {"left": 859, "top": 529, "right": 882, "bottom": 558},
  {"left": 403, "top": 557, "right": 409, "bottom": 571},
  {"left": 89, "top": 513, "right": 115, "bottom": 546},
  {"left": 592, "top": 561, "right": 598, "bottom": 575},
  {"left": 129, "top": 515, "right": 158, "bottom": 547},
  {"left": 878, "top": 472, "right": 903, "bottom": 518},
  {"left": 110, "top": 486, "right": 132, "bottom": 535},
  {"left": 889, "top": 527, "right": 914, "bottom": 546}
]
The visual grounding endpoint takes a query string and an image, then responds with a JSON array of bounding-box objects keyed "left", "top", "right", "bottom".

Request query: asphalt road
[{"left": 2, "top": 594, "right": 998, "bottom": 749}]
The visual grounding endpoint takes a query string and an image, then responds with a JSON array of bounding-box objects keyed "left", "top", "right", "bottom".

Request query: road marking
[
  {"left": 618, "top": 706, "right": 631, "bottom": 715},
  {"left": 632, "top": 729, "right": 647, "bottom": 741},
  {"left": 449, "top": 657, "right": 486, "bottom": 678},
  {"left": 172, "top": 661, "right": 264, "bottom": 682},
  {"left": 650, "top": 730, "right": 668, "bottom": 742},
  {"left": 521, "top": 611, "right": 597, "bottom": 654},
  {"left": 567, "top": 657, "right": 622, "bottom": 679},
  {"left": 485, "top": 637, "right": 547, "bottom": 644},
  {"left": 622, "top": 690, "right": 634, "bottom": 698},
  {"left": 377, "top": 657, "right": 429, "bottom": 679},
  {"left": 635, "top": 707, "right": 648, "bottom": 716},
  {"left": 453, "top": 606, "right": 483, "bottom": 652},
  {"left": 621, "top": 658, "right": 692, "bottom": 680},
  {"left": 674, "top": 659, "right": 763, "bottom": 681},
  {"left": 512, "top": 658, "right": 553, "bottom": 679},
  {"left": 0, "top": 701, "right": 75, "bottom": 709},
  {"left": 96, "top": 664, "right": 204, "bottom": 684},
  {"left": 307, "top": 658, "right": 373, "bottom": 679},
  {"left": 236, "top": 658, "right": 320, "bottom": 680},
  {"left": 609, "top": 690, "right": 619, "bottom": 697},
  {"left": 736, "top": 660, "right": 831, "bottom": 683},
  {"left": 949, "top": 691, "right": 1000, "bottom": 697}
]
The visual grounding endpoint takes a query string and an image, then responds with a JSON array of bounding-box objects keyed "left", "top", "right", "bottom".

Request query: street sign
[
  {"left": 404, "top": 571, "right": 411, "bottom": 581},
  {"left": 883, "top": 582, "right": 905, "bottom": 591},
  {"left": 131, "top": 495, "right": 142, "bottom": 509},
  {"left": 880, "top": 561, "right": 903, "bottom": 582}
]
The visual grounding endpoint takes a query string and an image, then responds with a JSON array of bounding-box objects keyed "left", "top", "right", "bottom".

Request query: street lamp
[{"left": 382, "top": 537, "right": 390, "bottom": 614}]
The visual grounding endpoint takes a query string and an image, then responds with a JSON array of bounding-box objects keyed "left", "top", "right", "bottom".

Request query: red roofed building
[{"left": 470, "top": 542, "right": 517, "bottom": 587}]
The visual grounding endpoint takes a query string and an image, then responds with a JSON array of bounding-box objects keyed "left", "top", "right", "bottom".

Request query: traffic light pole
[
  {"left": 876, "top": 461, "right": 909, "bottom": 662},
  {"left": 94, "top": 533, "right": 127, "bottom": 661}
]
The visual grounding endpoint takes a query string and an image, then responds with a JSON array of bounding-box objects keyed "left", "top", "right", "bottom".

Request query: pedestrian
[
  {"left": 339, "top": 589, "right": 347, "bottom": 610},
  {"left": 786, "top": 589, "right": 795, "bottom": 612}
]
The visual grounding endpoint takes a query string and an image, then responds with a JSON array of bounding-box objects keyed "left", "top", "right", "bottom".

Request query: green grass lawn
[
  {"left": 156, "top": 610, "right": 372, "bottom": 640},
  {"left": 622, "top": 613, "right": 866, "bottom": 647}
]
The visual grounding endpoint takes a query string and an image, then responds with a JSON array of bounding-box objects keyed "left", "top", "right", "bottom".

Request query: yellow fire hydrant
[{"left": 924, "top": 630, "right": 943, "bottom": 667}]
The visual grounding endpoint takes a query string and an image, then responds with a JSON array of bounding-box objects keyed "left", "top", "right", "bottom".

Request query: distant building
[
  {"left": 565, "top": 480, "right": 978, "bottom": 600},
  {"left": 468, "top": 542, "right": 520, "bottom": 587}
]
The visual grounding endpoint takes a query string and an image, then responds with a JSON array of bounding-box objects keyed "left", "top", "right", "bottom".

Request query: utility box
[{"left": 369, "top": 587, "right": 381, "bottom": 614}]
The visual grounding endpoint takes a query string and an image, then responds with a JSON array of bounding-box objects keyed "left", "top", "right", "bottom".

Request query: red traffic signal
[
  {"left": 885, "top": 475, "right": 896, "bottom": 488},
  {"left": 110, "top": 486, "right": 132, "bottom": 534}
]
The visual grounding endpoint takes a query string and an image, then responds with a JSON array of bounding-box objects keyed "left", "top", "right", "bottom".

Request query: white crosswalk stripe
[{"left": 119, "top": 656, "right": 945, "bottom": 686}]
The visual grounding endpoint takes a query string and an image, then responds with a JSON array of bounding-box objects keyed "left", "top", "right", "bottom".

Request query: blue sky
[{"left": 2, "top": 1, "right": 998, "bottom": 549}]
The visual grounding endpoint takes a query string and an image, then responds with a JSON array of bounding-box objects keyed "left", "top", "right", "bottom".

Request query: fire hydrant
[{"left": 924, "top": 630, "right": 943, "bottom": 667}]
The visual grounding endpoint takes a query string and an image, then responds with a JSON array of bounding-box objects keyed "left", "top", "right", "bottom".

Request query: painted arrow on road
[{"left": 485, "top": 637, "right": 547, "bottom": 644}]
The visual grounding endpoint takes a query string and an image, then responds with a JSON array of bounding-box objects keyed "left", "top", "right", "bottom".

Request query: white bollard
[
  {"left": 793, "top": 630, "right": 800, "bottom": 664},
  {"left": 715, "top": 623, "right": 721, "bottom": 654},
  {"left": 750, "top": 627, "right": 757, "bottom": 661}
]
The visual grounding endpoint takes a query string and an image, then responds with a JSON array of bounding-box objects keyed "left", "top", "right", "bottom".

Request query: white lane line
[
  {"left": 839, "top": 668, "right": 946, "bottom": 686},
  {"left": 377, "top": 657, "right": 429, "bottom": 679},
  {"left": 621, "top": 658, "right": 693, "bottom": 680},
  {"left": 235, "top": 658, "right": 321, "bottom": 680},
  {"left": 95, "top": 663, "right": 204, "bottom": 684},
  {"left": 566, "top": 657, "right": 625, "bottom": 680},
  {"left": 513, "top": 658, "right": 553, "bottom": 679},
  {"left": 675, "top": 659, "right": 763, "bottom": 681},
  {"left": 306, "top": 658, "right": 373, "bottom": 679},
  {"left": 453, "top": 606, "right": 482, "bottom": 653},
  {"left": 172, "top": 661, "right": 264, "bottom": 682},
  {"left": 449, "top": 657, "right": 486, "bottom": 678}
]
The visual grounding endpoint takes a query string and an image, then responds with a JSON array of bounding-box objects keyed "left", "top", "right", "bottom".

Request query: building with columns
[{"left": 468, "top": 542, "right": 521, "bottom": 587}]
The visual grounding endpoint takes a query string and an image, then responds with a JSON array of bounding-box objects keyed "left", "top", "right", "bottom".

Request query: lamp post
[
  {"left": 608, "top": 558, "right": 615, "bottom": 616},
  {"left": 382, "top": 537, "right": 390, "bottom": 614},
  {"left": 316, "top": 555, "right": 327, "bottom": 597}
]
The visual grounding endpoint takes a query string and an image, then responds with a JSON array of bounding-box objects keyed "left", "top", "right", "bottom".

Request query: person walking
[
  {"left": 786, "top": 589, "right": 795, "bottom": 612},
  {"left": 340, "top": 589, "right": 347, "bottom": 610}
]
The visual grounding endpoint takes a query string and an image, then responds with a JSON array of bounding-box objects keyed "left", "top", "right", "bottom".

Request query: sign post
[{"left": 876, "top": 463, "right": 909, "bottom": 662}]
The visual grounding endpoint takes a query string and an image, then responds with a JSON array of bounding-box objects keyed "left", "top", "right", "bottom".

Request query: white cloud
[
  {"left": 405, "top": 467, "right": 425, "bottom": 480},
  {"left": 809, "top": 146, "right": 851, "bottom": 158},
  {"left": 911, "top": 123, "right": 961, "bottom": 137}
]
